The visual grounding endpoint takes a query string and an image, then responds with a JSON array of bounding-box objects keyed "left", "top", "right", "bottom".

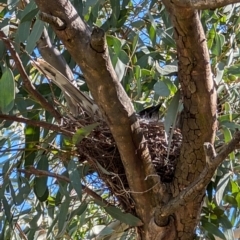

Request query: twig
[
  {"left": 155, "top": 131, "right": 240, "bottom": 225},
  {"left": 0, "top": 114, "right": 73, "bottom": 136},
  {"left": 18, "top": 166, "right": 110, "bottom": 206},
  {"left": 0, "top": 31, "right": 62, "bottom": 122}
]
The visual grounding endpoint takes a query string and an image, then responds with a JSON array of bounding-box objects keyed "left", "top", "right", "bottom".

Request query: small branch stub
[
  {"left": 90, "top": 27, "right": 106, "bottom": 53},
  {"left": 154, "top": 207, "right": 171, "bottom": 227},
  {"left": 39, "top": 12, "right": 66, "bottom": 30}
]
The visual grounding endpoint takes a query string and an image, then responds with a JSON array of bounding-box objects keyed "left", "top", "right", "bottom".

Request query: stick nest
[{"left": 75, "top": 119, "right": 182, "bottom": 211}]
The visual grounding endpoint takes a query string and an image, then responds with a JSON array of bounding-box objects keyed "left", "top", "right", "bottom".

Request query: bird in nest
[{"left": 137, "top": 103, "right": 162, "bottom": 122}]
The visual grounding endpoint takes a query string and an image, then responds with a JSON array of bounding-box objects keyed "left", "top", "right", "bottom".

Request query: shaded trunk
[{"left": 162, "top": 3, "right": 217, "bottom": 239}]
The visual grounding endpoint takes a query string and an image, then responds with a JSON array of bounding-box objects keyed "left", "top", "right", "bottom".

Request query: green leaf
[
  {"left": 215, "top": 172, "right": 231, "bottom": 206},
  {"left": 34, "top": 155, "right": 49, "bottom": 201},
  {"left": 235, "top": 192, "right": 240, "bottom": 209},
  {"left": 26, "top": 19, "right": 44, "bottom": 54},
  {"left": 21, "top": 8, "right": 39, "bottom": 22},
  {"left": 212, "top": 33, "right": 225, "bottom": 56},
  {"left": 218, "top": 214, "right": 233, "bottom": 229},
  {"left": 0, "top": 67, "right": 15, "bottom": 114},
  {"left": 116, "top": 9, "right": 129, "bottom": 28},
  {"left": 104, "top": 206, "right": 142, "bottom": 226},
  {"left": 57, "top": 196, "right": 70, "bottom": 236},
  {"left": 110, "top": 0, "right": 120, "bottom": 27},
  {"left": 24, "top": 112, "right": 40, "bottom": 169},
  {"left": 224, "top": 195, "right": 237, "bottom": 207},
  {"left": 222, "top": 126, "right": 235, "bottom": 160},
  {"left": 72, "top": 123, "right": 98, "bottom": 144},
  {"left": 154, "top": 81, "right": 170, "bottom": 97},
  {"left": 19, "top": 0, "right": 36, "bottom": 21},
  {"left": 2, "top": 196, "right": 11, "bottom": 223},
  {"left": 0, "top": 40, "right": 6, "bottom": 61},
  {"left": 132, "top": 34, "right": 139, "bottom": 53},
  {"left": 164, "top": 91, "right": 181, "bottom": 134},
  {"left": 148, "top": 24, "right": 156, "bottom": 46},
  {"left": 230, "top": 180, "right": 239, "bottom": 194},
  {"left": 202, "top": 219, "right": 226, "bottom": 239},
  {"left": 16, "top": 21, "right": 31, "bottom": 43},
  {"left": 69, "top": 202, "right": 88, "bottom": 220},
  {"left": 226, "top": 64, "right": 240, "bottom": 77},
  {"left": 67, "top": 159, "right": 82, "bottom": 200}
]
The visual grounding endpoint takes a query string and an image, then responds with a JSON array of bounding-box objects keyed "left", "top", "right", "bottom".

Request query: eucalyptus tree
[{"left": 0, "top": 0, "right": 240, "bottom": 239}]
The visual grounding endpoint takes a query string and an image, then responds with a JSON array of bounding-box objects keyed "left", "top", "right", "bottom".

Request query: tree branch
[
  {"left": 0, "top": 114, "right": 73, "bottom": 136},
  {"left": 18, "top": 166, "right": 110, "bottom": 206},
  {"left": 161, "top": 2, "right": 218, "bottom": 182},
  {"left": 155, "top": 131, "right": 240, "bottom": 225},
  {"left": 35, "top": 0, "right": 161, "bottom": 223},
  {"left": 0, "top": 31, "right": 62, "bottom": 122},
  {"left": 173, "top": 0, "right": 240, "bottom": 9}
]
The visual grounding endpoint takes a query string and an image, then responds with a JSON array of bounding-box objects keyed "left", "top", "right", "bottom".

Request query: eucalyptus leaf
[
  {"left": 26, "top": 19, "right": 44, "bottom": 54},
  {"left": 0, "top": 67, "right": 15, "bottom": 114},
  {"left": 105, "top": 206, "right": 142, "bottom": 226},
  {"left": 67, "top": 159, "right": 82, "bottom": 200},
  {"left": 72, "top": 123, "right": 98, "bottom": 144}
]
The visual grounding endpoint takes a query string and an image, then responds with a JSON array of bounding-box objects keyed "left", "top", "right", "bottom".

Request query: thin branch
[
  {"left": 155, "top": 131, "right": 240, "bottom": 225},
  {"left": 173, "top": 0, "right": 240, "bottom": 10},
  {"left": 0, "top": 114, "right": 73, "bottom": 136},
  {"left": 0, "top": 31, "right": 62, "bottom": 122},
  {"left": 18, "top": 166, "right": 110, "bottom": 206}
]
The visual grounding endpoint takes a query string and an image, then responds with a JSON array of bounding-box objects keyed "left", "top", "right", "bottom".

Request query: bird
[{"left": 138, "top": 103, "right": 162, "bottom": 121}]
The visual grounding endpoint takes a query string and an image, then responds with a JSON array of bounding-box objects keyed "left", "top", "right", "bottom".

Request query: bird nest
[{"left": 75, "top": 119, "right": 182, "bottom": 211}]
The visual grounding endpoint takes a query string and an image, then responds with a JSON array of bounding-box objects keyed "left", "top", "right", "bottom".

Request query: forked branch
[{"left": 155, "top": 131, "right": 240, "bottom": 226}]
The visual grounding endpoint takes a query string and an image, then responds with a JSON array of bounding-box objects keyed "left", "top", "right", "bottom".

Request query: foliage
[{"left": 0, "top": 0, "right": 240, "bottom": 239}]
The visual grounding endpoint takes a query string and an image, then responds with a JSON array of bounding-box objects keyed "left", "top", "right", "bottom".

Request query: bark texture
[
  {"left": 35, "top": 0, "right": 162, "bottom": 233},
  {"left": 162, "top": 2, "right": 218, "bottom": 239}
]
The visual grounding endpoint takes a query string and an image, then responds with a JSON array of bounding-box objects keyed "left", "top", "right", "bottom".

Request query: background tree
[{"left": 0, "top": 0, "right": 240, "bottom": 239}]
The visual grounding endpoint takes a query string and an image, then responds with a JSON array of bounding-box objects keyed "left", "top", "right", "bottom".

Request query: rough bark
[
  {"left": 161, "top": 2, "right": 218, "bottom": 239},
  {"left": 35, "top": 0, "right": 162, "bottom": 233}
]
